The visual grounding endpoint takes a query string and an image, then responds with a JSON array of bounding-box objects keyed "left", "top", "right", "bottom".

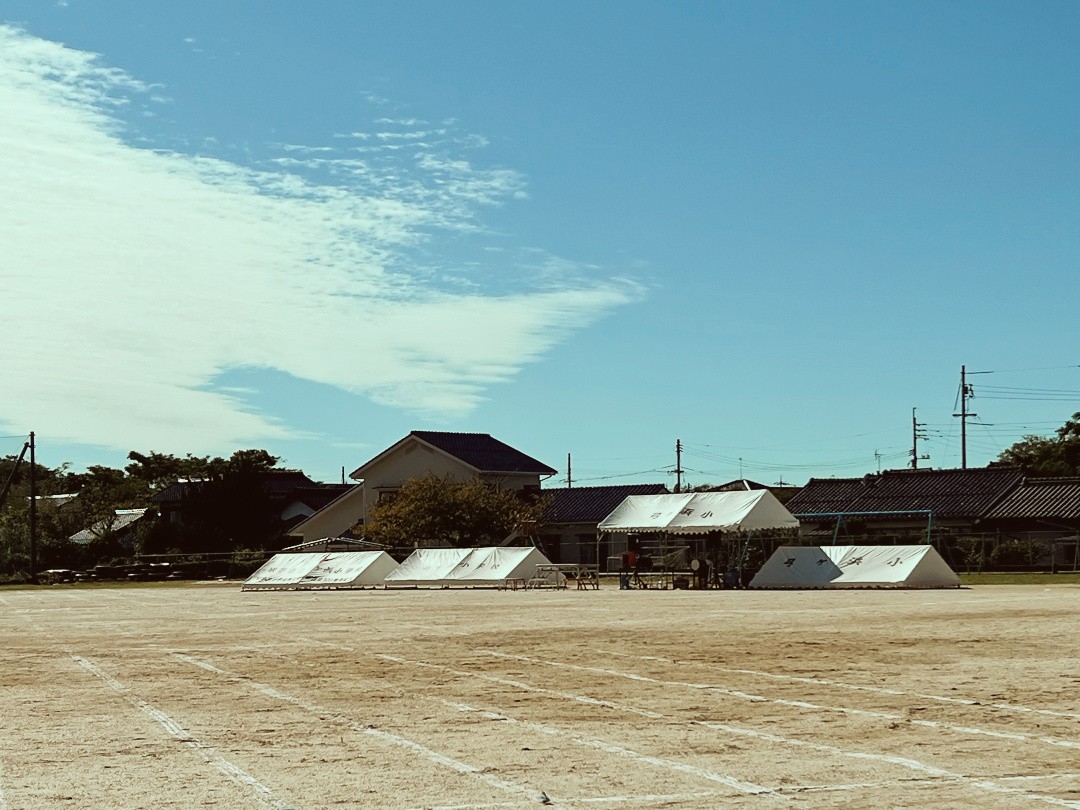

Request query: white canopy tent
[
  {"left": 442, "top": 547, "right": 551, "bottom": 586},
  {"left": 384, "top": 546, "right": 553, "bottom": 587},
  {"left": 242, "top": 552, "right": 325, "bottom": 590},
  {"left": 598, "top": 490, "right": 799, "bottom": 534},
  {"left": 294, "top": 551, "right": 398, "bottom": 589},
  {"left": 242, "top": 550, "right": 397, "bottom": 590},
  {"left": 382, "top": 548, "right": 472, "bottom": 586},
  {"left": 750, "top": 545, "right": 960, "bottom": 589}
]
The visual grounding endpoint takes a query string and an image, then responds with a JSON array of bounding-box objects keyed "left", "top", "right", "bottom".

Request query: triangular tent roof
[
  {"left": 294, "top": 551, "right": 398, "bottom": 588},
  {"left": 442, "top": 547, "right": 550, "bottom": 585},
  {"left": 243, "top": 551, "right": 399, "bottom": 590},
  {"left": 750, "top": 545, "right": 959, "bottom": 589},
  {"left": 382, "top": 548, "right": 474, "bottom": 585},
  {"left": 242, "top": 552, "right": 326, "bottom": 589},
  {"left": 383, "top": 546, "right": 552, "bottom": 587},
  {"left": 598, "top": 490, "right": 798, "bottom": 534}
]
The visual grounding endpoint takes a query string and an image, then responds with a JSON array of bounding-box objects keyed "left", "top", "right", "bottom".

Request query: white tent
[
  {"left": 749, "top": 545, "right": 960, "bottom": 589},
  {"left": 442, "top": 547, "right": 551, "bottom": 586},
  {"left": 598, "top": 490, "right": 799, "bottom": 534},
  {"left": 384, "top": 546, "right": 552, "bottom": 587},
  {"left": 242, "top": 552, "right": 326, "bottom": 590},
  {"left": 243, "top": 551, "right": 398, "bottom": 590},
  {"left": 295, "top": 551, "right": 399, "bottom": 589},
  {"left": 383, "top": 548, "right": 472, "bottom": 586}
]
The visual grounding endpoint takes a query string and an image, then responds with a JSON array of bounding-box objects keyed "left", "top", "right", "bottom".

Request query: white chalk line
[
  {"left": 382, "top": 652, "right": 954, "bottom": 799},
  {"left": 72, "top": 656, "right": 291, "bottom": 810},
  {"left": 398, "top": 651, "right": 1080, "bottom": 808},
  {"left": 486, "top": 652, "right": 1080, "bottom": 810},
  {"left": 170, "top": 653, "right": 549, "bottom": 806},
  {"left": 598, "top": 648, "right": 1080, "bottom": 723},
  {"left": 486, "top": 651, "right": 1080, "bottom": 751},
  {"left": 697, "top": 721, "right": 1080, "bottom": 809},
  {"left": 441, "top": 700, "right": 782, "bottom": 800},
  {"left": 377, "top": 654, "right": 665, "bottom": 720}
]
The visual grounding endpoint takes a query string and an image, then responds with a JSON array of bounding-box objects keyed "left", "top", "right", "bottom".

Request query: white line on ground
[
  {"left": 170, "top": 653, "right": 550, "bottom": 806},
  {"left": 377, "top": 654, "right": 664, "bottom": 719},
  {"left": 597, "top": 649, "right": 1080, "bottom": 723},
  {"left": 442, "top": 700, "right": 783, "bottom": 800},
  {"left": 72, "top": 656, "right": 291, "bottom": 810},
  {"left": 0, "top": 759, "right": 7, "bottom": 810},
  {"left": 395, "top": 651, "right": 1079, "bottom": 808},
  {"left": 697, "top": 721, "right": 1080, "bottom": 810},
  {"left": 485, "top": 651, "right": 1080, "bottom": 751}
]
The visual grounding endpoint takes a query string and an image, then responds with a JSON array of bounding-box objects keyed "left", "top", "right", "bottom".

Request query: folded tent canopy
[
  {"left": 749, "top": 545, "right": 960, "bottom": 589},
  {"left": 242, "top": 550, "right": 398, "bottom": 590},
  {"left": 383, "top": 546, "right": 553, "bottom": 587}
]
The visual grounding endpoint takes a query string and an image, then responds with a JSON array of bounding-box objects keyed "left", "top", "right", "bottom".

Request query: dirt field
[{"left": 1, "top": 583, "right": 1079, "bottom": 809}]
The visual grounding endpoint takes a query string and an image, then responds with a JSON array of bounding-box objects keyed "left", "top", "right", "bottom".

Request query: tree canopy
[
  {"left": 0, "top": 447, "right": 285, "bottom": 581},
  {"left": 366, "top": 475, "right": 548, "bottom": 548},
  {"left": 996, "top": 412, "right": 1080, "bottom": 476}
]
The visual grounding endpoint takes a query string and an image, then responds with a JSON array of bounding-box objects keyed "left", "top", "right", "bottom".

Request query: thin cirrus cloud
[{"left": 0, "top": 25, "right": 641, "bottom": 454}]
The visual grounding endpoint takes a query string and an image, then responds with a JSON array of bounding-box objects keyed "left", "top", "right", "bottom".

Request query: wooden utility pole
[{"left": 29, "top": 431, "right": 37, "bottom": 580}]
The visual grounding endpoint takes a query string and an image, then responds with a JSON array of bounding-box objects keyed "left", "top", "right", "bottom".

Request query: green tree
[
  {"left": 366, "top": 475, "right": 548, "bottom": 548},
  {"left": 997, "top": 412, "right": 1080, "bottom": 476}
]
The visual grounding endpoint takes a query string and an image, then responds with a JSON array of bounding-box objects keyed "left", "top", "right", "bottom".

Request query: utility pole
[
  {"left": 29, "top": 431, "right": 37, "bottom": 581},
  {"left": 566, "top": 453, "right": 572, "bottom": 489},
  {"left": 674, "top": 439, "right": 683, "bottom": 493},
  {"left": 953, "top": 365, "right": 977, "bottom": 469},
  {"left": 910, "top": 408, "right": 929, "bottom": 470}
]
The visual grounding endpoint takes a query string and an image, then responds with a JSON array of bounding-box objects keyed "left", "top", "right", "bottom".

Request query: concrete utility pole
[
  {"left": 954, "top": 366, "right": 977, "bottom": 469},
  {"left": 674, "top": 439, "right": 683, "bottom": 493},
  {"left": 566, "top": 453, "right": 572, "bottom": 489},
  {"left": 911, "top": 408, "right": 929, "bottom": 470}
]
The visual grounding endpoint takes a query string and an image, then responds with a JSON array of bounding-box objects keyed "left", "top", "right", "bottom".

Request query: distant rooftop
[
  {"left": 542, "top": 483, "right": 669, "bottom": 524},
  {"left": 787, "top": 466, "right": 1024, "bottom": 520}
]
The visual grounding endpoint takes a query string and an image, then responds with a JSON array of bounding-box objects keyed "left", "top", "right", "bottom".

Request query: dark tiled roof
[
  {"left": 787, "top": 467, "right": 1024, "bottom": 520},
  {"left": 983, "top": 477, "right": 1080, "bottom": 520},
  {"left": 410, "top": 431, "right": 557, "bottom": 475},
  {"left": 542, "top": 483, "right": 669, "bottom": 524},
  {"left": 152, "top": 470, "right": 319, "bottom": 503}
]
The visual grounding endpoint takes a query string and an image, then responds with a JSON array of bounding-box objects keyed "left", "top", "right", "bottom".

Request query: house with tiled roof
[
  {"left": 287, "top": 431, "right": 556, "bottom": 544},
  {"left": 538, "top": 483, "right": 669, "bottom": 563},
  {"left": 982, "top": 477, "right": 1080, "bottom": 534},
  {"left": 786, "top": 466, "right": 1024, "bottom": 541}
]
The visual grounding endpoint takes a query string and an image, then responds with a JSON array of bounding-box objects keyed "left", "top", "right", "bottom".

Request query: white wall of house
[
  {"left": 287, "top": 485, "right": 364, "bottom": 543},
  {"left": 289, "top": 436, "right": 545, "bottom": 543}
]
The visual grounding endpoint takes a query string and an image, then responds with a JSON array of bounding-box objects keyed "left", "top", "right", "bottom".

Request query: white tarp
[
  {"left": 243, "top": 551, "right": 400, "bottom": 590},
  {"left": 384, "top": 546, "right": 552, "bottom": 587},
  {"left": 443, "top": 547, "right": 551, "bottom": 585},
  {"left": 243, "top": 553, "right": 325, "bottom": 589},
  {"left": 295, "top": 551, "right": 399, "bottom": 589},
  {"left": 598, "top": 490, "right": 799, "bottom": 535},
  {"left": 749, "top": 545, "right": 960, "bottom": 589},
  {"left": 383, "top": 548, "right": 473, "bottom": 586}
]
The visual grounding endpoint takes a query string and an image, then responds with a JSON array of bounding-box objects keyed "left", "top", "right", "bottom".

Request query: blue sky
[{"left": 2, "top": 1, "right": 1078, "bottom": 488}]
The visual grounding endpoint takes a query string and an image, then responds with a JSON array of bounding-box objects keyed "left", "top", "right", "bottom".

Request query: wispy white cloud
[{"left": 0, "top": 26, "right": 641, "bottom": 455}]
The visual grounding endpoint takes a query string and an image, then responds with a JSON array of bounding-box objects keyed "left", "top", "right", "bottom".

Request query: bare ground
[{"left": 1, "top": 583, "right": 1079, "bottom": 809}]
